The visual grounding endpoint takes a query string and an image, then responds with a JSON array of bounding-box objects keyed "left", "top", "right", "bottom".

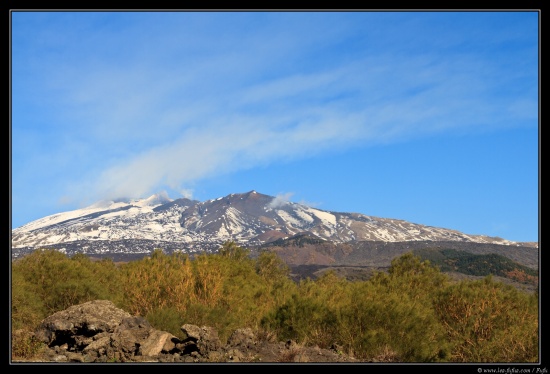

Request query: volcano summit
[{"left": 11, "top": 190, "right": 537, "bottom": 261}]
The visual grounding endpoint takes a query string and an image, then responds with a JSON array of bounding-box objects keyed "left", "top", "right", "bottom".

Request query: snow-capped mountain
[{"left": 11, "top": 190, "right": 536, "bottom": 260}]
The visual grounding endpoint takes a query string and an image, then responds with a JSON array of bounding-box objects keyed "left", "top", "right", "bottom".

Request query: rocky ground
[{"left": 11, "top": 300, "right": 359, "bottom": 364}]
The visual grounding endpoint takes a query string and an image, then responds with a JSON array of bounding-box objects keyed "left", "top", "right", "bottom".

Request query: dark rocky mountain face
[
  {"left": 152, "top": 197, "right": 198, "bottom": 212},
  {"left": 177, "top": 191, "right": 286, "bottom": 242}
]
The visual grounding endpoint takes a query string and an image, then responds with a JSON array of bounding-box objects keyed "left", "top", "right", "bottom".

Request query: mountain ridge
[
  {"left": 12, "top": 190, "right": 537, "bottom": 248},
  {"left": 11, "top": 191, "right": 538, "bottom": 262}
]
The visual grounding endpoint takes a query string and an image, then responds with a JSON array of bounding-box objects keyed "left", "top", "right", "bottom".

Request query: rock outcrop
[{"left": 17, "top": 300, "right": 356, "bottom": 363}]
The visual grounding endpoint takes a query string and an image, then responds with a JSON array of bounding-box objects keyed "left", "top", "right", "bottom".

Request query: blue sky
[{"left": 10, "top": 11, "right": 539, "bottom": 243}]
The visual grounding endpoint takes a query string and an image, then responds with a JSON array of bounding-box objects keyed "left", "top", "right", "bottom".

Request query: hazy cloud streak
[{"left": 13, "top": 12, "right": 538, "bottom": 208}]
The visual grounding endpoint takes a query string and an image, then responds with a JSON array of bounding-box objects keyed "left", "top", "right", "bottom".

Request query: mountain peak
[
  {"left": 223, "top": 190, "right": 269, "bottom": 202},
  {"left": 12, "top": 190, "right": 534, "bottom": 259}
]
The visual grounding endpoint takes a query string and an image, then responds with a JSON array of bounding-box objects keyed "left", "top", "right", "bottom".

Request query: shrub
[
  {"left": 118, "top": 249, "right": 195, "bottom": 316},
  {"left": 433, "top": 276, "right": 539, "bottom": 362},
  {"left": 340, "top": 281, "right": 450, "bottom": 362},
  {"left": 12, "top": 249, "right": 123, "bottom": 326},
  {"left": 146, "top": 307, "right": 187, "bottom": 340},
  {"left": 11, "top": 329, "right": 44, "bottom": 360},
  {"left": 10, "top": 248, "right": 538, "bottom": 363}
]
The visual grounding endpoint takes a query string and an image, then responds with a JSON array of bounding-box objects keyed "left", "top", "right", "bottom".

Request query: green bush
[
  {"left": 434, "top": 276, "right": 539, "bottom": 362},
  {"left": 10, "top": 246, "right": 539, "bottom": 362},
  {"left": 12, "top": 249, "right": 123, "bottom": 319},
  {"left": 11, "top": 270, "right": 46, "bottom": 330},
  {"left": 11, "top": 329, "right": 44, "bottom": 360},
  {"left": 340, "top": 281, "right": 450, "bottom": 362},
  {"left": 118, "top": 249, "right": 195, "bottom": 316},
  {"left": 146, "top": 307, "right": 187, "bottom": 340}
]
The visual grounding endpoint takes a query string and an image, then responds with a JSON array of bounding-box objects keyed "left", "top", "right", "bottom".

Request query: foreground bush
[
  {"left": 263, "top": 255, "right": 451, "bottom": 362},
  {"left": 11, "top": 249, "right": 123, "bottom": 321},
  {"left": 11, "top": 245, "right": 539, "bottom": 362},
  {"left": 117, "top": 243, "right": 297, "bottom": 342},
  {"left": 434, "top": 276, "right": 539, "bottom": 362}
]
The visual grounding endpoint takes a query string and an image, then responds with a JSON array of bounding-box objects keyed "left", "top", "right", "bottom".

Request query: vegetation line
[{"left": 11, "top": 242, "right": 539, "bottom": 362}]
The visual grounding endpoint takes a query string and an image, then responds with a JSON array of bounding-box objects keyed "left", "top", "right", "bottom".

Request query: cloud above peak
[
  {"left": 82, "top": 46, "right": 536, "bottom": 202},
  {"left": 12, "top": 12, "right": 538, "bottom": 208},
  {"left": 268, "top": 192, "right": 295, "bottom": 209}
]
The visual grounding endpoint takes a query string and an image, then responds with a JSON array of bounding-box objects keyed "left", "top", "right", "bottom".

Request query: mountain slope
[
  {"left": 254, "top": 232, "right": 538, "bottom": 269},
  {"left": 412, "top": 248, "right": 538, "bottom": 280},
  {"left": 11, "top": 191, "right": 537, "bottom": 261}
]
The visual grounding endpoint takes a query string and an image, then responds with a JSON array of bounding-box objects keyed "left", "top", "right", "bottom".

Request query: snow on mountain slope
[
  {"left": 11, "top": 190, "right": 532, "bottom": 252},
  {"left": 12, "top": 194, "right": 197, "bottom": 248}
]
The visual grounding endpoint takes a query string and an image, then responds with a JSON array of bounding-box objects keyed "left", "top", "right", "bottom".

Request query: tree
[{"left": 218, "top": 241, "right": 249, "bottom": 261}]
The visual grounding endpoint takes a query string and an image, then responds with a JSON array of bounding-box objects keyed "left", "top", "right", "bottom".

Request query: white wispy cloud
[
  {"left": 66, "top": 47, "right": 536, "bottom": 202},
  {"left": 268, "top": 192, "right": 295, "bottom": 209},
  {"left": 13, "top": 12, "right": 538, "bottom": 207}
]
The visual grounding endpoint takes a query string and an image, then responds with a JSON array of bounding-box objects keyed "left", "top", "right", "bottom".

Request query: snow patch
[
  {"left": 306, "top": 208, "right": 337, "bottom": 226},
  {"left": 293, "top": 208, "right": 315, "bottom": 223},
  {"left": 276, "top": 210, "right": 303, "bottom": 227}
]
